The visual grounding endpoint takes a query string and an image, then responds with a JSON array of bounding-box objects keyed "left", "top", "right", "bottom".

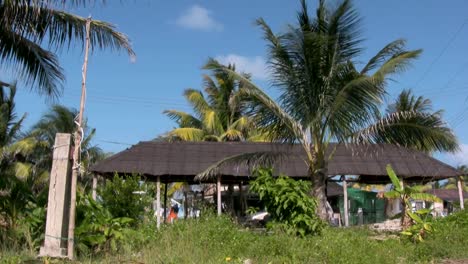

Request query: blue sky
[{"left": 7, "top": 0, "right": 468, "bottom": 165}]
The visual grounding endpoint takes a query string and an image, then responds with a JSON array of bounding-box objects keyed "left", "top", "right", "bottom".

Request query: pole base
[{"left": 39, "top": 246, "right": 68, "bottom": 258}]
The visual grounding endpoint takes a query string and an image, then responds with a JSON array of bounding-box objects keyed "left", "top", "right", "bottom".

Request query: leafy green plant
[
  {"left": 401, "top": 208, "right": 434, "bottom": 243},
  {"left": 249, "top": 168, "right": 324, "bottom": 237},
  {"left": 20, "top": 202, "right": 46, "bottom": 252},
  {"left": 75, "top": 193, "right": 134, "bottom": 254},
  {"left": 384, "top": 164, "right": 441, "bottom": 228},
  {"left": 245, "top": 206, "right": 259, "bottom": 215},
  {"left": 99, "top": 173, "right": 153, "bottom": 222}
]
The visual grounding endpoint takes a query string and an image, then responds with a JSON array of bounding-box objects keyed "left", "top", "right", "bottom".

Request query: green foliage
[
  {"left": 249, "top": 168, "right": 324, "bottom": 236},
  {"left": 1, "top": 0, "right": 135, "bottom": 98},
  {"left": 4, "top": 210, "right": 468, "bottom": 263},
  {"left": 20, "top": 202, "right": 46, "bottom": 251},
  {"left": 75, "top": 193, "right": 134, "bottom": 254},
  {"left": 384, "top": 164, "right": 441, "bottom": 228},
  {"left": 99, "top": 173, "right": 153, "bottom": 221},
  {"left": 245, "top": 206, "right": 259, "bottom": 215},
  {"left": 400, "top": 209, "right": 434, "bottom": 243}
]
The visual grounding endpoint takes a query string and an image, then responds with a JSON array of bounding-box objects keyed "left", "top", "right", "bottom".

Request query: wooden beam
[
  {"left": 156, "top": 176, "right": 161, "bottom": 229},
  {"left": 458, "top": 176, "right": 465, "bottom": 210},
  {"left": 342, "top": 175, "right": 349, "bottom": 227},
  {"left": 217, "top": 175, "right": 222, "bottom": 216}
]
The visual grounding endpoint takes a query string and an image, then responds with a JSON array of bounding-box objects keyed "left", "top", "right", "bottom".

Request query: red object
[{"left": 167, "top": 208, "right": 178, "bottom": 223}]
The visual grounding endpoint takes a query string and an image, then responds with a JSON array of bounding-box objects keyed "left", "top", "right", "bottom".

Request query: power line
[
  {"left": 413, "top": 18, "right": 468, "bottom": 88},
  {"left": 95, "top": 139, "right": 134, "bottom": 146}
]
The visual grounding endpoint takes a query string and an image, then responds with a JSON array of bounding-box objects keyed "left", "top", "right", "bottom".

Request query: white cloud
[
  {"left": 176, "top": 5, "right": 223, "bottom": 31},
  {"left": 447, "top": 143, "right": 468, "bottom": 166},
  {"left": 215, "top": 54, "right": 269, "bottom": 81}
]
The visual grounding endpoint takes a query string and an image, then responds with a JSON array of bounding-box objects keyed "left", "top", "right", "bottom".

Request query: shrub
[
  {"left": 249, "top": 168, "right": 325, "bottom": 236},
  {"left": 99, "top": 173, "right": 153, "bottom": 221},
  {"left": 75, "top": 193, "right": 134, "bottom": 255}
]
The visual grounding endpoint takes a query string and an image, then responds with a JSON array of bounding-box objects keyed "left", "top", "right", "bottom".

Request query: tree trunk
[
  {"left": 402, "top": 208, "right": 412, "bottom": 228},
  {"left": 311, "top": 167, "right": 330, "bottom": 221}
]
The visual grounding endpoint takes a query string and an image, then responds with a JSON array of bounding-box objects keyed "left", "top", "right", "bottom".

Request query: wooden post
[
  {"left": 39, "top": 133, "right": 72, "bottom": 258},
  {"left": 92, "top": 174, "right": 98, "bottom": 201},
  {"left": 238, "top": 182, "right": 243, "bottom": 216},
  {"left": 217, "top": 175, "right": 222, "bottom": 216},
  {"left": 156, "top": 176, "right": 161, "bottom": 229},
  {"left": 458, "top": 176, "right": 465, "bottom": 210},
  {"left": 342, "top": 176, "right": 349, "bottom": 227},
  {"left": 163, "top": 182, "right": 168, "bottom": 222},
  {"left": 68, "top": 17, "right": 91, "bottom": 260},
  {"left": 184, "top": 189, "right": 188, "bottom": 219}
]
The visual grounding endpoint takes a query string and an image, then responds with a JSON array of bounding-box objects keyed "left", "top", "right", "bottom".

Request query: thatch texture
[{"left": 91, "top": 142, "right": 461, "bottom": 184}]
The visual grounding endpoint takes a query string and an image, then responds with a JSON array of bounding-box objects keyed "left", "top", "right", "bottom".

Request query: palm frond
[
  {"left": 0, "top": 26, "right": 64, "bottom": 97},
  {"left": 183, "top": 89, "right": 212, "bottom": 117},
  {"left": 360, "top": 39, "right": 406, "bottom": 74},
  {"left": 166, "top": 128, "right": 205, "bottom": 142},
  {"left": 202, "top": 110, "right": 224, "bottom": 135},
  {"left": 352, "top": 111, "right": 458, "bottom": 153},
  {"left": 195, "top": 151, "right": 288, "bottom": 181},
  {"left": 204, "top": 58, "right": 305, "bottom": 143},
  {"left": 220, "top": 129, "right": 244, "bottom": 142},
  {"left": 162, "top": 110, "right": 202, "bottom": 128}
]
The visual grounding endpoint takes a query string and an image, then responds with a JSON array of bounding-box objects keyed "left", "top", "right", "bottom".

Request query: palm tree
[
  {"left": 199, "top": 0, "right": 458, "bottom": 220},
  {"left": 0, "top": 0, "right": 135, "bottom": 98},
  {"left": 0, "top": 83, "right": 37, "bottom": 229},
  {"left": 26, "top": 105, "right": 104, "bottom": 178},
  {"left": 163, "top": 64, "right": 261, "bottom": 142}
]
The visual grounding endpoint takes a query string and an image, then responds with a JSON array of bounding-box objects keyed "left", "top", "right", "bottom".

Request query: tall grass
[{"left": 2, "top": 210, "right": 468, "bottom": 263}]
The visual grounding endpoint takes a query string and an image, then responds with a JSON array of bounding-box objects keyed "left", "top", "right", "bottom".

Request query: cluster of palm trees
[
  {"left": 0, "top": 0, "right": 133, "bottom": 232},
  {"left": 0, "top": 83, "right": 105, "bottom": 228},
  {"left": 166, "top": 0, "right": 459, "bottom": 220}
]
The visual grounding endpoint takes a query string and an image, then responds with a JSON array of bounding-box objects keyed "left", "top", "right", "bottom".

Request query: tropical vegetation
[
  {"left": 163, "top": 65, "right": 263, "bottom": 142},
  {"left": 0, "top": 0, "right": 135, "bottom": 98},
  {"left": 199, "top": 0, "right": 458, "bottom": 221}
]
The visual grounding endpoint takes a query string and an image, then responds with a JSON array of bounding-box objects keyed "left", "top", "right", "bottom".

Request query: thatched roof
[
  {"left": 426, "top": 189, "right": 468, "bottom": 202},
  {"left": 90, "top": 142, "right": 461, "bottom": 184}
]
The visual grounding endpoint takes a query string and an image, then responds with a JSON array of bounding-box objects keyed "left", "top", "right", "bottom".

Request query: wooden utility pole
[{"left": 67, "top": 17, "right": 92, "bottom": 260}]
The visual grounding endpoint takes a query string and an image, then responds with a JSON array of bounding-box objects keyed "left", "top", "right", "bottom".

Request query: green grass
[{"left": 2, "top": 210, "right": 468, "bottom": 264}]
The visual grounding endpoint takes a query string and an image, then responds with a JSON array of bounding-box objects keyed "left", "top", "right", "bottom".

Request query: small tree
[
  {"left": 249, "top": 168, "right": 324, "bottom": 236},
  {"left": 99, "top": 174, "right": 153, "bottom": 221},
  {"left": 384, "top": 164, "right": 441, "bottom": 228}
]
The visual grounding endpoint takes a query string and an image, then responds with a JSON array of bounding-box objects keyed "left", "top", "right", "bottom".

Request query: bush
[
  {"left": 99, "top": 173, "right": 153, "bottom": 221},
  {"left": 249, "top": 168, "right": 325, "bottom": 237},
  {"left": 75, "top": 193, "right": 135, "bottom": 255}
]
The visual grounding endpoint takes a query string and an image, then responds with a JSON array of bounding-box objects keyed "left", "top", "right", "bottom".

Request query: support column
[
  {"left": 217, "top": 175, "right": 222, "bottom": 216},
  {"left": 239, "top": 182, "right": 244, "bottom": 216},
  {"left": 342, "top": 176, "right": 349, "bottom": 227},
  {"left": 156, "top": 176, "right": 161, "bottom": 229},
  {"left": 163, "top": 183, "right": 168, "bottom": 222},
  {"left": 458, "top": 176, "right": 465, "bottom": 210},
  {"left": 40, "top": 133, "right": 72, "bottom": 258},
  {"left": 92, "top": 174, "right": 98, "bottom": 201}
]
